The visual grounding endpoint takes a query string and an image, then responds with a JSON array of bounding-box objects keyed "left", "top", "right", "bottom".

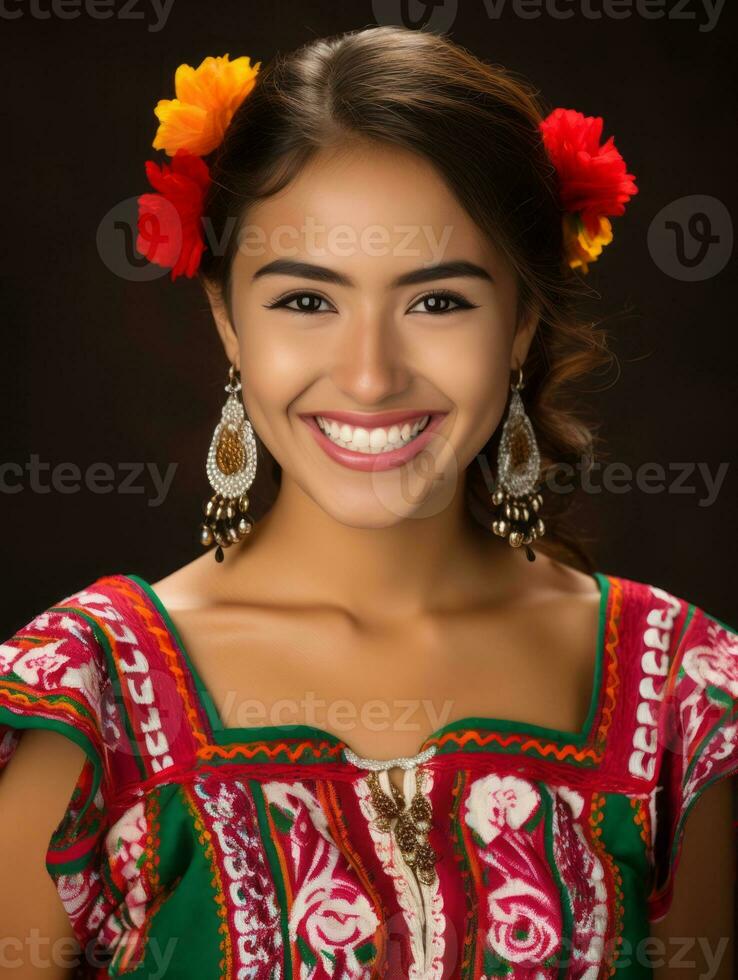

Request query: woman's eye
[
  {"left": 266, "top": 292, "right": 334, "bottom": 314},
  {"left": 408, "top": 290, "right": 476, "bottom": 315},
  {"left": 266, "top": 288, "right": 477, "bottom": 316}
]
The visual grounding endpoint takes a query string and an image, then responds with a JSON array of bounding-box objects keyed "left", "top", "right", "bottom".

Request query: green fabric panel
[
  {"left": 599, "top": 792, "right": 653, "bottom": 977},
  {"left": 116, "top": 784, "right": 223, "bottom": 977}
]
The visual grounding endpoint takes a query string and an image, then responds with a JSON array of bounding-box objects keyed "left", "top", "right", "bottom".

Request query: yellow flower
[
  {"left": 152, "top": 53, "right": 261, "bottom": 157},
  {"left": 563, "top": 213, "right": 613, "bottom": 273}
]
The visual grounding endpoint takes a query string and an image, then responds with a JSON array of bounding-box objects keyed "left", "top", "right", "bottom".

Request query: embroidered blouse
[{"left": 0, "top": 571, "right": 736, "bottom": 979}]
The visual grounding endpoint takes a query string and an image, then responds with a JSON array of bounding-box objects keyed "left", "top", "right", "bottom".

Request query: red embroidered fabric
[{"left": 0, "top": 571, "right": 735, "bottom": 977}]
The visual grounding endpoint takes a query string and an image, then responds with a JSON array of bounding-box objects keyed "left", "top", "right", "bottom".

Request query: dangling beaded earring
[
  {"left": 199, "top": 364, "right": 258, "bottom": 562},
  {"left": 490, "top": 366, "right": 546, "bottom": 563}
]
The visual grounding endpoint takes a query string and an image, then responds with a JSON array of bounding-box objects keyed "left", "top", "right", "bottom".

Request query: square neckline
[{"left": 121, "top": 570, "right": 612, "bottom": 762}]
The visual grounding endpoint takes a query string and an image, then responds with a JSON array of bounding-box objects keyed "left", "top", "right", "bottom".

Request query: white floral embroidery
[
  {"left": 628, "top": 588, "right": 681, "bottom": 781},
  {"left": 554, "top": 785, "right": 584, "bottom": 819},
  {"left": 0, "top": 639, "right": 68, "bottom": 681},
  {"left": 682, "top": 625, "right": 738, "bottom": 709},
  {"left": 0, "top": 624, "right": 104, "bottom": 717},
  {"left": 195, "top": 777, "right": 283, "bottom": 976},
  {"left": 713, "top": 722, "right": 738, "bottom": 761},
  {"left": 61, "top": 657, "right": 104, "bottom": 718},
  {"left": 105, "top": 801, "right": 149, "bottom": 929},
  {"left": 487, "top": 876, "right": 560, "bottom": 965},
  {"left": 288, "top": 835, "right": 379, "bottom": 974},
  {"left": 465, "top": 774, "right": 540, "bottom": 844}
]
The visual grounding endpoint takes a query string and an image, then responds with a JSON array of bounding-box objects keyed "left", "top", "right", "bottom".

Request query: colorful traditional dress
[{"left": 0, "top": 571, "right": 736, "bottom": 978}]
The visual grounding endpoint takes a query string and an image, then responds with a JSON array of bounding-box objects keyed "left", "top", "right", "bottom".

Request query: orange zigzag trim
[
  {"left": 595, "top": 575, "right": 622, "bottom": 749},
  {"left": 198, "top": 739, "right": 346, "bottom": 763},
  {"left": 426, "top": 575, "right": 622, "bottom": 765},
  {"left": 0, "top": 685, "right": 98, "bottom": 734},
  {"left": 428, "top": 727, "right": 602, "bottom": 762}
]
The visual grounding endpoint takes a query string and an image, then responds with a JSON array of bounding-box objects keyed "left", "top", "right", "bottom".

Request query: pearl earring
[{"left": 199, "top": 364, "right": 258, "bottom": 562}]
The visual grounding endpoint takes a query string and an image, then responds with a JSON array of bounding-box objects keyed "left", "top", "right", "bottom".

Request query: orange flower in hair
[
  {"left": 136, "top": 52, "right": 260, "bottom": 279},
  {"left": 153, "top": 54, "right": 261, "bottom": 157}
]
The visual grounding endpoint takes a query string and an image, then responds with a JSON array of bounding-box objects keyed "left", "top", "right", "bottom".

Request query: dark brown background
[{"left": 2, "top": 0, "right": 736, "bottom": 633}]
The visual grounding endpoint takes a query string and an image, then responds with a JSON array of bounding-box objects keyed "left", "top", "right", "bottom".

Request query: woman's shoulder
[
  {"left": 0, "top": 571, "right": 163, "bottom": 769},
  {"left": 596, "top": 570, "right": 737, "bottom": 720},
  {"left": 599, "top": 567, "right": 736, "bottom": 797},
  {"left": 602, "top": 572, "right": 738, "bottom": 921},
  {"left": 0, "top": 572, "right": 119, "bottom": 714},
  {"left": 0, "top": 568, "right": 204, "bottom": 803},
  {"left": 0, "top": 570, "right": 146, "bottom": 675},
  {"left": 601, "top": 568, "right": 737, "bottom": 644}
]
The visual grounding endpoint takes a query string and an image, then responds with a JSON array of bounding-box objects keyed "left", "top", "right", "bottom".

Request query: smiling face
[{"left": 207, "top": 140, "right": 539, "bottom": 528}]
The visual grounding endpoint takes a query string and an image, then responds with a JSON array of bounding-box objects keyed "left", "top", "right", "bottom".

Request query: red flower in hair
[
  {"left": 136, "top": 149, "right": 211, "bottom": 280},
  {"left": 539, "top": 108, "right": 638, "bottom": 237}
]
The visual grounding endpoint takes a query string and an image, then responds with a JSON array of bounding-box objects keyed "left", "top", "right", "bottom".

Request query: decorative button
[{"left": 365, "top": 767, "right": 439, "bottom": 885}]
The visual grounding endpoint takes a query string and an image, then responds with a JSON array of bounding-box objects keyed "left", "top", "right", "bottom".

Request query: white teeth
[{"left": 315, "top": 415, "right": 431, "bottom": 453}]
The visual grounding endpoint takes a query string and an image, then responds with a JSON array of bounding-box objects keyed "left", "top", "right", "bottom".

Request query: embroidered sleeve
[
  {"left": 0, "top": 594, "right": 112, "bottom": 952},
  {"left": 647, "top": 604, "right": 738, "bottom": 922}
]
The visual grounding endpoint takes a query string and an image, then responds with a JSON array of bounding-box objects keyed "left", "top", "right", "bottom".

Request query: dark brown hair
[{"left": 198, "top": 25, "right": 616, "bottom": 571}]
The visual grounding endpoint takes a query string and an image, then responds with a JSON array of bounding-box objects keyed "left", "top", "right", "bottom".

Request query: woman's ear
[
  {"left": 511, "top": 299, "right": 540, "bottom": 370},
  {"left": 204, "top": 282, "right": 240, "bottom": 369}
]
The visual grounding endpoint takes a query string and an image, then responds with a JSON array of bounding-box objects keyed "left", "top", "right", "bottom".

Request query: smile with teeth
[{"left": 314, "top": 415, "right": 431, "bottom": 454}]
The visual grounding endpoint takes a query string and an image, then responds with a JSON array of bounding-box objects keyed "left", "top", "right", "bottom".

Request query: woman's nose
[{"left": 329, "top": 315, "right": 412, "bottom": 405}]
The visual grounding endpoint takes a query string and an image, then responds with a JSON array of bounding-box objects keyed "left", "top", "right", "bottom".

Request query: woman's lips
[{"left": 302, "top": 413, "right": 448, "bottom": 472}]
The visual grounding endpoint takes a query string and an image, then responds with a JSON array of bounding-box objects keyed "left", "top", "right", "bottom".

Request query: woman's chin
[{"left": 309, "top": 484, "right": 451, "bottom": 529}]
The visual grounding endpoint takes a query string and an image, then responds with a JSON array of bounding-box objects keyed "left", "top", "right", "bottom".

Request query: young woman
[{"left": 1, "top": 25, "right": 735, "bottom": 979}]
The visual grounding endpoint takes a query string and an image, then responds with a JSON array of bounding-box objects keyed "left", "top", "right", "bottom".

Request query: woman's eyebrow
[{"left": 251, "top": 258, "right": 494, "bottom": 287}]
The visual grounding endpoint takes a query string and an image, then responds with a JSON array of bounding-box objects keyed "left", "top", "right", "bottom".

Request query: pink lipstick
[{"left": 300, "top": 411, "right": 448, "bottom": 472}]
